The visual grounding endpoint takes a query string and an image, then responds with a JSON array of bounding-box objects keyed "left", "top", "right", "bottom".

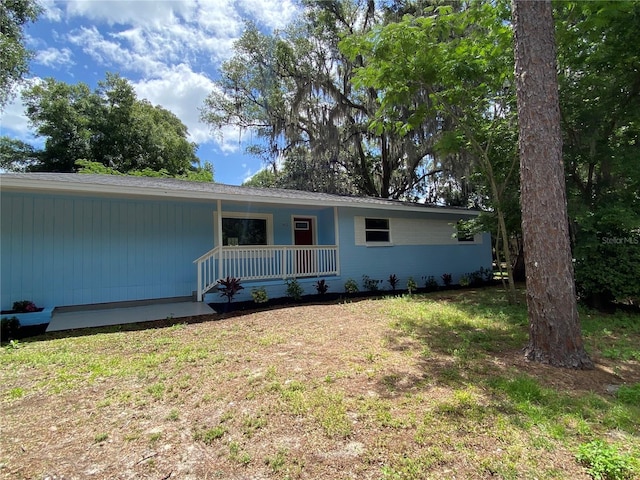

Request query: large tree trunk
[{"left": 512, "top": 0, "right": 593, "bottom": 369}]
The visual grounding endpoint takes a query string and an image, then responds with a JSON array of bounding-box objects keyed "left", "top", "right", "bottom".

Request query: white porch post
[
  {"left": 217, "top": 199, "right": 223, "bottom": 281},
  {"left": 334, "top": 206, "right": 340, "bottom": 275}
]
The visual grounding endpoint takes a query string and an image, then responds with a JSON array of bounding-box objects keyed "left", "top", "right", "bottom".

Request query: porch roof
[{"left": 1, "top": 173, "right": 480, "bottom": 216}]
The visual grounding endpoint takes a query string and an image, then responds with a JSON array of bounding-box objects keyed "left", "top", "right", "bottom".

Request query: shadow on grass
[{"left": 373, "top": 287, "right": 640, "bottom": 438}]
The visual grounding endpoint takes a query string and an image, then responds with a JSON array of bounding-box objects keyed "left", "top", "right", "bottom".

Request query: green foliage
[
  {"left": 285, "top": 278, "right": 303, "bottom": 301},
  {"left": 573, "top": 209, "right": 640, "bottom": 306},
  {"left": 251, "top": 287, "right": 269, "bottom": 304},
  {"left": 22, "top": 73, "right": 203, "bottom": 177},
  {"left": 464, "top": 267, "right": 494, "bottom": 287},
  {"left": 193, "top": 426, "right": 226, "bottom": 445},
  {"left": 341, "top": 0, "right": 521, "bottom": 301},
  {"left": 0, "top": 0, "right": 41, "bottom": 108},
  {"left": 576, "top": 440, "right": 638, "bottom": 480},
  {"left": 616, "top": 384, "right": 640, "bottom": 406},
  {"left": 362, "top": 275, "right": 381, "bottom": 292},
  {"left": 424, "top": 276, "right": 439, "bottom": 292},
  {"left": 11, "top": 300, "right": 38, "bottom": 312},
  {"left": 76, "top": 160, "right": 214, "bottom": 182},
  {"left": 555, "top": 2, "right": 640, "bottom": 306},
  {"left": 0, "top": 136, "right": 39, "bottom": 171},
  {"left": 387, "top": 274, "right": 399, "bottom": 291},
  {"left": 217, "top": 277, "right": 244, "bottom": 303},
  {"left": 201, "top": 6, "right": 445, "bottom": 199},
  {"left": 242, "top": 168, "right": 278, "bottom": 188},
  {"left": 344, "top": 278, "right": 359, "bottom": 294},
  {"left": 406, "top": 277, "right": 418, "bottom": 295},
  {"left": 441, "top": 273, "right": 452, "bottom": 287},
  {"left": 264, "top": 448, "right": 288, "bottom": 473},
  {"left": 314, "top": 279, "right": 329, "bottom": 295}
]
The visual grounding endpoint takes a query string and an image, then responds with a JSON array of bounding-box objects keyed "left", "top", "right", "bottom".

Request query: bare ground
[{"left": 1, "top": 298, "right": 638, "bottom": 479}]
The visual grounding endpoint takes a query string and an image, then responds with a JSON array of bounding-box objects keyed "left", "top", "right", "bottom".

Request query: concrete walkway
[{"left": 46, "top": 302, "right": 215, "bottom": 332}]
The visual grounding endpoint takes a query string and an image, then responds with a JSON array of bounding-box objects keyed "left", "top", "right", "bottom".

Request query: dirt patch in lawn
[{"left": 1, "top": 295, "right": 638, "bottom": 479}]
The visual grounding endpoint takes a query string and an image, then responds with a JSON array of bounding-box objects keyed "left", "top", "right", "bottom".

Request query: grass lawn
[{"left": 1, "top": 287, "right": 639, "bottom": 479}]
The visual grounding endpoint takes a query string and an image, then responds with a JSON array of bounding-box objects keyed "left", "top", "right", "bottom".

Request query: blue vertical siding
[
  {"left": 1, "top": 192, "right": 214, "bottom": 309},
  {"left": 335, "top": 207, "right": 493, "bottom": 291},
  {"left": 1, "top": 191, "right": 493, "bottom": 310}
]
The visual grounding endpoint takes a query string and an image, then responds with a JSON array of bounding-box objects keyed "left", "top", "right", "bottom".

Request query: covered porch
[{"left": 194, "top": 200, "right": 341, "bottom": 301}]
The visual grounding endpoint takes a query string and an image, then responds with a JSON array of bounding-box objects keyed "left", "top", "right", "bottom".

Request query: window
[
  {"left": 222, "top": 217, "right": 267, "bottom": 246},
  {"left": 456, "top": 220, "right": 474, "bottom": 242},
  {"left": 365, "top": 218, "right": 390, "bottom": 243}
]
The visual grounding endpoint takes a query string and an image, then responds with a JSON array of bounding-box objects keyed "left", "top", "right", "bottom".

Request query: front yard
[{"left": 1, "top": 288, "right": 638, "bottom": 479}]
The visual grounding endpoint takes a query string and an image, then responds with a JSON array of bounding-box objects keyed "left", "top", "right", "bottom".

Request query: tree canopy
[
  {"left": 0, "top": 0, "right": 40, "bottom": 109},
  {"left": 21, "top": 73, "right": 212, "bottom": 180},
  {"left": 556, "top": 1, "right": 640, "bottom": 306},
  {"left": 201, "top": 3, "right": 447, "bottom": 199}
]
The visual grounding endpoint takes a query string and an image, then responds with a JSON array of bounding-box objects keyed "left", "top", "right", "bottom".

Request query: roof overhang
[{"left": 0, "top": 174, "right": 481, "bottom": 217}]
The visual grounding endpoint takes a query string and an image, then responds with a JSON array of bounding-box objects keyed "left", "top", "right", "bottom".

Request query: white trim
[
  {"left": 213, "top": 211, "right": 275, "bottom": 246},
  {"left": 216, "top": 200, "right": 223, "bottom": 279},
  {"left": 334, "top": 207, "right": 340, "bottom": 275},
  {"left": 364, "top": 217, "right": 392, "bottom": 244},
  {"left": 354, "top": 216, "right": 482, "bottom": 246},
  {"left": 291, "top": 215, "right": 317, "bottom": 245}
]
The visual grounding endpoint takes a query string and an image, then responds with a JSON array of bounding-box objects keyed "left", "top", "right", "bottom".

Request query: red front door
[{"left": 294, "top": 218, "right": 314, "bottom": 275}]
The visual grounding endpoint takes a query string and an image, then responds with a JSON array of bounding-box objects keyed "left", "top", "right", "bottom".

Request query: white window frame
[
  {"left": 364, "top": 217, "right": 392, "bottom": 245},
  {"left": 214, "top": 211, "right": 274, "bottom": 246}
]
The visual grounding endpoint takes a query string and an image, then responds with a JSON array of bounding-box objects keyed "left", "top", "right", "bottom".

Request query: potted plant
[{"left": 1, "top": 300, "right": 53, "bottom": 327}]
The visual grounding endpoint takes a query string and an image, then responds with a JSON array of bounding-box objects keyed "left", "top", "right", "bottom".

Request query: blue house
[{"left": 1, "top": 173, "right": 492, "bottom": 327}]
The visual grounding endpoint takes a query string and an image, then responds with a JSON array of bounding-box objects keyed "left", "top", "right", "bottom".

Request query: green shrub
[
  {"left": 576, "top": 439, "right": 637, "bottom": 480},
  {"left": 344, "top": 279, "right": 359, "bottom": 294},
  {"left": 424, "top": 276, "right": 439, "bottom": 292},
  {"left": 387, "top": 274, "right": 399, "bottom": 291},
  {"left": 362, "top": 275, "right": 381, "bottom": 292},
  {"left": 251, "top": 287, "right": 269, "bottom": 304},
  {"left": 574, "top": 206, "right": 640, "bottom": 308},
  {"left": 407, "top": 277, "right": 418, "bottom": 295},
  {"left": 11, "top": 300, "right": 38, "bottom": 312},
  {"left": 285, "top": 279, "right": 304, "bottom": 301}
]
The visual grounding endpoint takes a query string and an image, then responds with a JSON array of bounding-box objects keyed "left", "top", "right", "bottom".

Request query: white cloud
[
  {"left": 35, "top": 47, "right": 74, "bottom": 68},
  {"left": 63, "top": 0, "right": 197, "bottom": 27},
  {"left": 39, "top": 0, "right": 63, "bottom": 21},
  {"left": 0, "top": 81, "right": 42, "bottom": 145},
  {"left": 67, "top": 26, "right": 167, "bottom": 76},
  {"left": 237, "top": 0, "right": 298, "bottom": 30},
  {"left": 132, "top": 64, "right": 217, "bottom": 144},
  {"left": 0, "top": 97, "right": 30, "bottom": 138}
]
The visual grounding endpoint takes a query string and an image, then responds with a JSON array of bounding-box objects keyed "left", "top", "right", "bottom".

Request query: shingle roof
[{"left": 0, "top": 173, "right": 479, "bottom": 216}]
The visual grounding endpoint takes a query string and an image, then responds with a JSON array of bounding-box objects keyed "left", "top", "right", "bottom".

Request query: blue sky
[{"left": 0, "top": 0, "right": 299, "bottom": 185}]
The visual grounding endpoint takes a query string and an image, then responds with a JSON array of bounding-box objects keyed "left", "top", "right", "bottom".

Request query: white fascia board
[{"left": 0, "top": 176, "right": 480, "bottom": 216}]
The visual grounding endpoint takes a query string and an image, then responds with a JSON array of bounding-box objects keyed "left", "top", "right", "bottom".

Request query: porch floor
[{"left": 46, "top": 301, "right": 215, "bottom": 332}]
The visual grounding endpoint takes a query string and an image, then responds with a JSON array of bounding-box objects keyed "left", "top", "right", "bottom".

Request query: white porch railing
[{"left": 194, "top": 245, "right": 339, "bottom": 301}]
